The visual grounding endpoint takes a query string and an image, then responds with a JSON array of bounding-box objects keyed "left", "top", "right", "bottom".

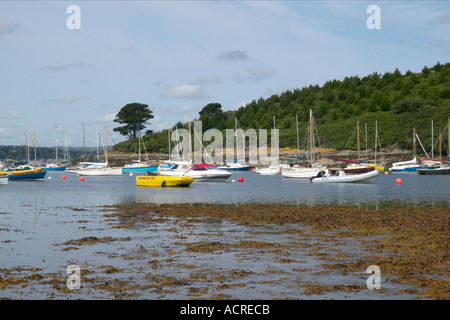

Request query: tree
[
  {"left": 199, "top": 103, "right": 225, "bottom": 130},
  {"left": 113, "top": 103, "right": 154, "bottom": 139}
]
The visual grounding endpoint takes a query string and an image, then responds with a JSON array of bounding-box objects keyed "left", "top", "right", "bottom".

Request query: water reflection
[{"left": 0, "top": 170, "right": 448, "bottom": 209}]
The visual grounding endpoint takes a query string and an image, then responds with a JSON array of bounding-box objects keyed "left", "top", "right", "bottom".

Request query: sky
[{"left": 0, "top": 0, "right": 449, "bottom": 147}]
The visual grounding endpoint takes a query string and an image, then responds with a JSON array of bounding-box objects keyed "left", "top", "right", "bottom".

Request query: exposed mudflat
[{"left": 1, "top": 203, "right": 448, "bottom": 300}]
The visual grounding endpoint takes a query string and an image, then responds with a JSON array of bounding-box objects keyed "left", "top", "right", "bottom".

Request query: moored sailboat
[
  {"left": 76, "top": 124, "right": 122, "bottom": 176},
  {"left": 0, "top": 132, "right": 47, "bottom": 181},
  {"left": 281, "top": 110, "right": 325, "bottom": 179}
]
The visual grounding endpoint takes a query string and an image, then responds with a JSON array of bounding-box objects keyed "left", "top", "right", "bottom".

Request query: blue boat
[
  {"left": 4, "top": 167, "right": 47, "bottom": 180},
  {"left": 389, "top": 157, "right": 426, "bottom": 172},
  {"left": 44, "top": 163, "right": 67, "bottom": 171},
  {"left": 122, "top": 162, "right": 158, "bottom": 173}
]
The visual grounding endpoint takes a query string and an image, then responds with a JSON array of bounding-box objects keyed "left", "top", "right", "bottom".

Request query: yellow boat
[
  {"left": 368, "top": 164, "right": 385, "bottom": 171},
  {"left": 136, "top": 175, "right": 194, "bottom": 187}
]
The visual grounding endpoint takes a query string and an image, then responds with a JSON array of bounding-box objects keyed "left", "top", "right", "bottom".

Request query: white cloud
[
  {"left": 161, "top": 84, "right": 210, "bottom": 99},
  {"left": 89, "top": 111, "right": 117, "bottom": 124}
]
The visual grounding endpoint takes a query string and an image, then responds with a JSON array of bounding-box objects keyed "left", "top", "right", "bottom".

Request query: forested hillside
[{"left": 114, "top": 62, "right": 450, "bottom": 157}]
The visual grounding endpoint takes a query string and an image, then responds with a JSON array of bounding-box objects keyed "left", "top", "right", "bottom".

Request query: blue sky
[{"left": 1, "top": 1, "right": 449, "bottom": 147}]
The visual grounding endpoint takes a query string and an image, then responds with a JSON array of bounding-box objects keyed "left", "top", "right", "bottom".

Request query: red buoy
[
  {"left": 61, "top": 175, "right": 66, "bottom": 180},
  {"left": 396, "top": 178, "right": 402, "bottom": 185},
  {"left": 238, "top": 177, "right": 244, "bottom": 182},
  {"left": 79, "top": 177, "right": 85, "bottom": 182}
]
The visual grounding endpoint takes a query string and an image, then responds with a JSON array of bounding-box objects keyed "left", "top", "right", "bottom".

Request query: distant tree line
[{"left": 113, "top": 61, "right": 450, "bottom": 156}]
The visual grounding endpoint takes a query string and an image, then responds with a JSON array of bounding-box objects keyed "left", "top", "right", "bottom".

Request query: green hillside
[{"left": 114, "top": 61, "right": 450, "bottom": 157}]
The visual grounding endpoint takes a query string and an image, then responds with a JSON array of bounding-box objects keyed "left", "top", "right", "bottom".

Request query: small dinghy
[{"left": 310, "top": 169, "right": 379, "bottom": 183}]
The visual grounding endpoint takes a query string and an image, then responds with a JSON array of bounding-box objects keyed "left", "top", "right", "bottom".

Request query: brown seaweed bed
[{"left": 0, "top": 203, "right": 448, "bottom": 300}]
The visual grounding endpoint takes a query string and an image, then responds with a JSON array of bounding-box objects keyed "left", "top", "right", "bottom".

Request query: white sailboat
[
  {"left": 157, "top": 126, "right": 193, "bottom": 176},
  {"left": 122, "top": 130, "right": 158, "bottom": 173},
  {"left": 44, "top": 125, "right": 67, "bottom": 171},
  {"left": 282, "top": 110, "right": 325, "bottom": 179},
  {"left": 217, "top": 118, "right": 251, "bottom": 171},
  {"left": 254, "top": 116, "right": 281, "bottom": 175},
  {"left": 390, "top": 128, "right": 426, "bottom": 172},
  {"left": 77, "top": 124, "right": 122, "bottom": 176}
]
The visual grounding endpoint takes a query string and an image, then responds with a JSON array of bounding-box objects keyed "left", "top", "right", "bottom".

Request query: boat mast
[
  {"left": 296, "top": 114, "right": 299, "bottom": 161},
  {"left": 439, "top": 129, "right": 442, "bottom": 161},
  {"left": 365, "top": 122, "right": 368, "bottom": 162},
  {"left": 168, "top": 126, "right": 171, "bottom": 161},
  {"left": 309, "top": 109, "right": 313, "bottom": 166},
  {"left": 96, "top": 124, "right": 99, "bottom": 161},
  {"left": 105, "top": 124, "right": 108, "bottom": 164},
  {"left": 82, "top": 123, "right": 85, "bottom": 162},
  {"left": 431, "top": 120, "right": 434, "bottom": 159},
  {"left": 448, "top": 115, "right": 450, "bottom": 161},
  {"left": 138, "top": 129, "right": 141, "bottom": 162},
  {"left": 55, "top": 125, "right": 58, "bottom": 164},
  {"left": 26, "top": 123, "right": 30, "bottom": 163},
  {"left": 374, "top": 121, "right": 377, "bottom": 164},
  {"left": 357, "top": 119, "right": 360, "bottom": 163},
  {"left": 34, "top": 132, "right": 37, "bottom": 168},
  {"left": 273, "top": 115, "right": 278, "bottom": 166},
  {"left": 188, "top": 118, "right": 193, "bottom": 163},
  {"left": 413, "top": 127, "right": 416, "bottom": 158}
]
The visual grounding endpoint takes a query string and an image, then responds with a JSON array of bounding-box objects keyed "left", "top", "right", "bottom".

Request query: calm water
[
  {"left": 1, "top": 169, "right": 447, "bottom": 209},
  {"left": 0, "top": 170, "right": 448, "bottom": 300}
]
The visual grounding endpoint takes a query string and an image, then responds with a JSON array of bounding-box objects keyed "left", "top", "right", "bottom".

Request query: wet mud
[{"left": 0, "top": 203, "right": 448, "bottom": 300}]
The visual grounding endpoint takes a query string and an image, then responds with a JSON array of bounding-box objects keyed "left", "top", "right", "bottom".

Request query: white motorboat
[
  {"left": 309, "top": 169, "right": 380, "bottom": 183},
  {"left": 281, "top": 165, "right": 325, "bottom": 179},
  {"left": 184, "top": 163, "right": 232, "bottom": 182},
  {"left": 254, "top": 165, "right": 281, "bottom": 175},
  {"left": 157, "top": 160, "right": 192, "bottom": 176},
  {"left": 77, "top": 166, "right": 123, "bottom": 176}
]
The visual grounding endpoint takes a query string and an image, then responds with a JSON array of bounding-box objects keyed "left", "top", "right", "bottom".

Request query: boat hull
[
  {"left": 77, "top": 168, "right": 123, "bottom": 176},
  {"left": 282, "top": 169, "right": 322, "bottom": 179},
  {"left": 330, "top": 166, "right": 375, "bottom": 175},
  {"left": 45, "top": 166, "right": 67, "bottom": 171},
  {"left": 136, "top": 175, "right": 194, "bottom": 187},
  {"left": 122, "top": 166, "right": 158, "bottom": 173},
  {"left": 0, "top": 175, "right": 9, "bottom": 185},
  {"left": 254, "top": 166, "right": 281, "bottom": 175},
  {"left": 217, "top": 166, "right": 250, "bottom": 171},
  {"left": 390, "top": 165, "right": 427, "bottom": 172},
  {"left": 3, "top": 168, "right": 47, "bottom": 181},
  {"left": 417, "top": 167, "right": 450, "bottom": 175},
  {"left": 186, "top": 170, "right": 232, "bottom": 182},
  {"left": 310, "top": 170, "right": 380, "bottom": 183}
]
